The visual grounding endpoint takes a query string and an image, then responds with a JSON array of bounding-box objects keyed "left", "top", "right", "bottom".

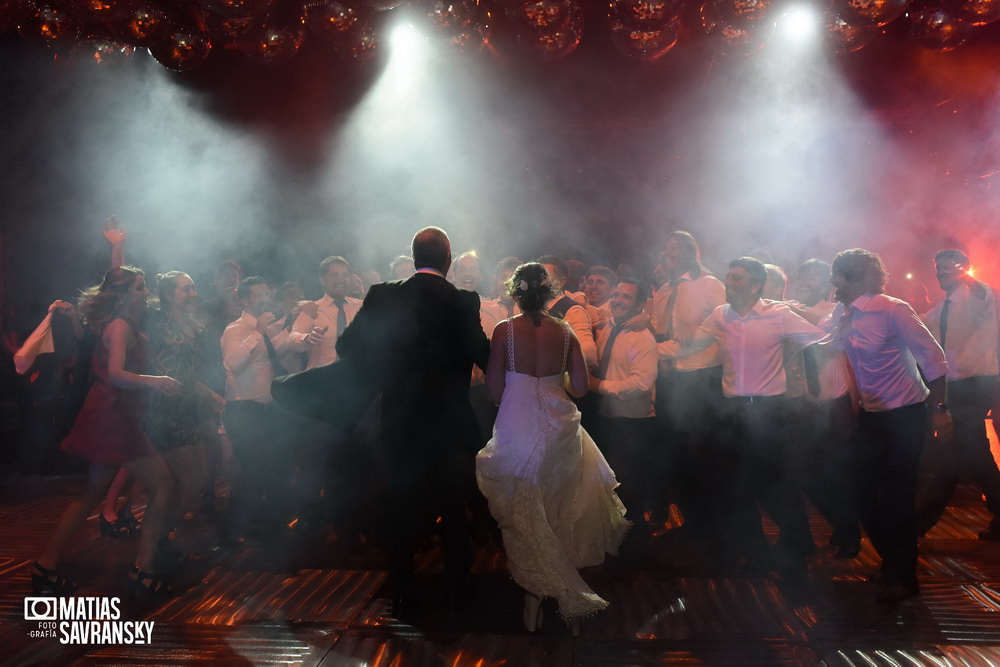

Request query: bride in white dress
[{"left": 475, "top": 262, "right": 629, "bottom": 634}]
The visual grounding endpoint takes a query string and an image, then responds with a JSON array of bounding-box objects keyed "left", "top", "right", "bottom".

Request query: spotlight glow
[
  {"left": 779, "top": 4, "right": 820, "bottom": 44},
  {"left": 390, "top": 22, "right": 427, "bottom": 54}
]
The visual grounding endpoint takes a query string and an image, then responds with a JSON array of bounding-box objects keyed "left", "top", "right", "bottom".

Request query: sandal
[
  {"left": 31, "top": 562, "right": 76, "bottom": 596},
  {"left": 99, "top": 513, "right": 137, "bottom": 539},
  {"left": 127, "top": 566, "right": 172, "bottom": 598},
  {"left": 122, "top": 510, "right": 141, "bottom": 535}
]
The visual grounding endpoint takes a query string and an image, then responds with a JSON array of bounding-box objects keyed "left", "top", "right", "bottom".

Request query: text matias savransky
[{"left": 24, "top": 596, "right": 155, "bottom": 645}]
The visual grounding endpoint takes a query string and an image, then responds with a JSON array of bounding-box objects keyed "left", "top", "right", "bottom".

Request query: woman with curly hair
[
  {"left": 34, "top": 266, "right": 181, "bottom": 597},
  {"left": 475, "top": 262, "right": 629, "bottom": 635}
]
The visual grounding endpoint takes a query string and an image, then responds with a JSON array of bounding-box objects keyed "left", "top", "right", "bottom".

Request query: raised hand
[
  {"left": 102, "top": 216, "right": 127, "bottom": 246},
  {"left": 255, "top": 312, "right": 277, "bottom": 333},
  {"left": 48, "top": 300, "right": 76, "bottom": 315},
  {"left": 306, "top": 326, "right": 327, "bottom": 346}
]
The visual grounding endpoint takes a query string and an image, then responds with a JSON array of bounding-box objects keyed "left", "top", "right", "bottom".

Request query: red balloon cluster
[
  {"left": 506, "top": 0, "right": 584, "bottom": 60},
  {"left": 3, "top": 0, "right": 1000, "bottom": 72},
  {"left": 608, "top": 0, "right": 682, "bottom": 61},
  {"left": 907, "top": 2, "right": 974, "bottom": 50},
  {"left": 698, "top": 0, "right": 771, "bottom": 54},
  {"left": 424, "top": 0, "right": 490, "bottom": 54}
]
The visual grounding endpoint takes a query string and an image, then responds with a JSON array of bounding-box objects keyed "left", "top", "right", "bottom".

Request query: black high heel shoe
[
  {"left": 99, "top": 512, "right": 139, "bottom": 539},
  {"left": 31, "top": 562, "right": 76, "bottom": 596}
]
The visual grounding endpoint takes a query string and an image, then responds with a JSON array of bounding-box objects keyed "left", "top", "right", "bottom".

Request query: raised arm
[
  {"left": 103, "top": 217, "right": 127, "bottom": 270},
  {"left": 657, "top": 322, "right": 716, "bottom": 360}
]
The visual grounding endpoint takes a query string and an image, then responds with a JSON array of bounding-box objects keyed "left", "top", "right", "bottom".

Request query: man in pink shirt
[{"left": 829, "top": 248, "right": 951, "bottom": 604}]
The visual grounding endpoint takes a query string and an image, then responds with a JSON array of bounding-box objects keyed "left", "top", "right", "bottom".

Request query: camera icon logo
[{"left": 24, "top": 597, "right": 58, "bottom": 621}]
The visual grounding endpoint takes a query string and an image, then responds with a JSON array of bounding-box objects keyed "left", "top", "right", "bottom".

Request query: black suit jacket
[{"left": 336, "top": 272, "right": 490, "bottom": 461}]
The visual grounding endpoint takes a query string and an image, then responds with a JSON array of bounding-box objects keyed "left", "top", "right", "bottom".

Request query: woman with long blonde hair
[{"left": 34, "top": 266, "right": 181, "bottom": 597}]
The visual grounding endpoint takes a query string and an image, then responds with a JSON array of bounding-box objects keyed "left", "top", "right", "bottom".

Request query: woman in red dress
[{"left": 34, "top": 266, "right": 182, "bottom": 596}]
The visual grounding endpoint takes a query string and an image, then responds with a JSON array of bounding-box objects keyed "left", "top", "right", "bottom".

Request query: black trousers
[
  {"left": 594, "top": 415, "right": 658, "bottom": 522},
  {"left": 223, "top": 400, "right": 297, "bottom": 535},
  {"left": 854, "top": 402, "right": 927, "bottom": 589},
  {"left": 655, "top": 366, "right": 725, "bottom": 536},
  {"left": 381, "top": 444, "right": 474, "bottom": 596},
  {"left": 918, "top": 375, "right": 1000, "bottom": 533},
  {"left": 786, "top": 394, "right": 860, "bottom": 548},
  {"left": 719, "top": 395, "right": 813, "bottom": 567}
]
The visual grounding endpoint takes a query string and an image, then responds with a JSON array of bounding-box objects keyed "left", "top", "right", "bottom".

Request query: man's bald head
[{"left": 412, "top": 227, "right": 452, "bottom": 274}]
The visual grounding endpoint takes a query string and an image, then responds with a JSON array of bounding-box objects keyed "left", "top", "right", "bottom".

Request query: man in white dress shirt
[
  {"left": 829, "top": 248, "right": 951, "bottom": 603},
  {"left": 660, "top": 257, "right": 825, "bottom": 594},
  {"left": 917, "top": 249, "right": 1000, "bottom": 539},
  {"left": 486, "top": 256, "right": 522, "bottom": 321},
  {"left": 539, "top": 255, "right": 601, "bottom": 433},
  {"left": 538, "top": 255, "right": 598, "bottom": 370},
  {"left": 289, "top": 256, "right": 362, "bottom": 370},
  {"left": 649, "top": 231, "right": 726, "bottom": 543},
  {"left": 787, "top": 259, "right": 860, "bottom": 558},
  {"left": 451, "top": 251, "right": 504, "bottom": 340},
  {"left": 591, "top": 278, "right": 658, "bottom": 539},
  {"left": 221, "top": 276, "right": 295, "bottom": 541},
  {"left": 450, "top": 251, "right": 503, "bottom": 443},
  {"left": 389, "top": 255, "right": 415, "bottom": 280},
  {"left": 287, "top": 256, "right": 370, "bottom": 544},
  {"left": 584, "top": 266, "right": 618, "bottom": 313}
]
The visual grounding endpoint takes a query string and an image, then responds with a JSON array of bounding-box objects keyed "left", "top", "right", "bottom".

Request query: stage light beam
[{"left": 778, "top": 3, "right": 821, "bottom": 45}]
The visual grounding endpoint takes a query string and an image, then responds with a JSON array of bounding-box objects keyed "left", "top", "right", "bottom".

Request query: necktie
[
  {"left": 663, "top": 280, "right": 679, "bottom": 341},
  {"left": 261, "top": 333, "right": 283, "bottom": 374},
  {"left": 333, "top": 298, "right": 347, "bottom": 339},
  {"left": 596, "top": 324, "right": 622, "bottom": 380},
  {"left": 939, "top": 298, "right": 950, "bottom": 348},
  {"left": 660, "top": 280, "right": 680, "bottom": 372},
  {"left": 803, "top": 346, "right": 821, "bottom": 398}
]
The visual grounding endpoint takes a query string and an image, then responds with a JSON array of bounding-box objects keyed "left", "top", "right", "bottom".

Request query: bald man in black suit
[{"left": 337, "top": 227, "right": 490, "bottom": 610}]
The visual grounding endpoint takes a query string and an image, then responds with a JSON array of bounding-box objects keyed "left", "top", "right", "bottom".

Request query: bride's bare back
[
  {"left": 486, "top": 313, "right": 589, "bottom": 403},
  {"left": 509, "top": 314, "right": 571, "bottom": 377}
]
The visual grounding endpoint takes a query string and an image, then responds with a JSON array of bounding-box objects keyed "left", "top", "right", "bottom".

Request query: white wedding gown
[{"left": 476, "top": 321, "right": 630, "bottom": 619}]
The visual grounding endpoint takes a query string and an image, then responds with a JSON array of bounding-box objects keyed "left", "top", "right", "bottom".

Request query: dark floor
[{"left": 4, "top": 472, "right": 1000, "bottom": 667}]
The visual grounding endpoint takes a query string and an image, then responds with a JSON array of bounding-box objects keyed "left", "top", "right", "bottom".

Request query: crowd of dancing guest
[{"left": 8, "top": 220, "right": 1000, "bottom": 627}]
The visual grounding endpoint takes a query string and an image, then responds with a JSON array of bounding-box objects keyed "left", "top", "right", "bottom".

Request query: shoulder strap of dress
[
  {"left": 562, "top": 322, "right": 570, "bottom": 373},
  {"left": 505, "top": 317, "right": 515, "bottom": 372}
]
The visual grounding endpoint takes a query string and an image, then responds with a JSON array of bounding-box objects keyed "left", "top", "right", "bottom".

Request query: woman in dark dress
[
  {"left": 147, "top": 271, "right": 224, "bottom": 525},
  {"left": 34, "top": 266, "right": 181, "bottom": 596}
]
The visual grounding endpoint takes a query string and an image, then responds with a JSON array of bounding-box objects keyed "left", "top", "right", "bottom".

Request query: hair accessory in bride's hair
[{"left": 519, "top": 279, "right": 529, "bottom": 292}]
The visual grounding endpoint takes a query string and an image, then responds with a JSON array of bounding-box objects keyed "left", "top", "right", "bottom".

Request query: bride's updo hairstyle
[{"left": 507, "top": 262, "right": 557, "bottom": 314}]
